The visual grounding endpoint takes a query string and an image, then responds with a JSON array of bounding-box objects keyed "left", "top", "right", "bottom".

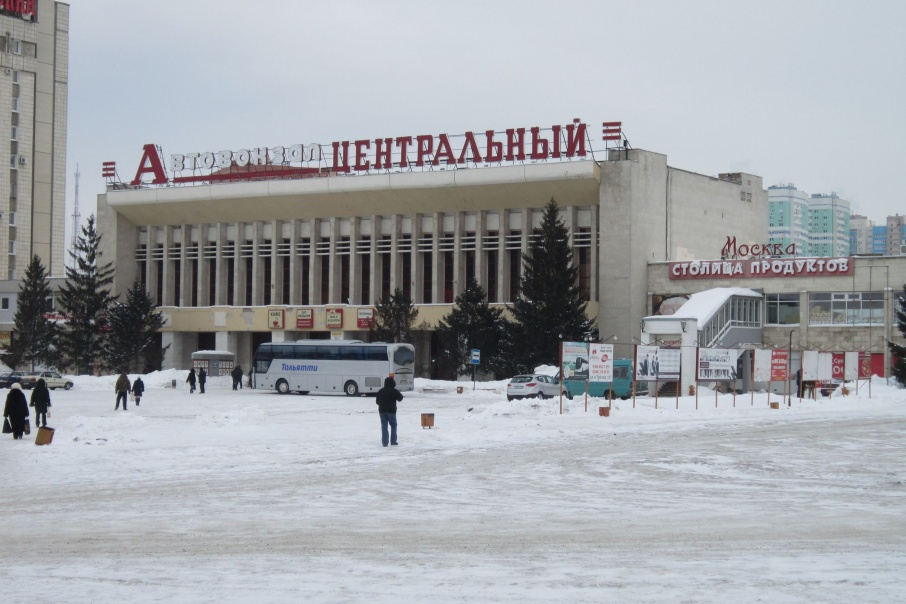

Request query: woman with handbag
[
  {"left": 3, "top": 383, "right": 30, "bottom": 439},
  {"left": 30, "top": 377, "right": 52, "bottom": 428}
]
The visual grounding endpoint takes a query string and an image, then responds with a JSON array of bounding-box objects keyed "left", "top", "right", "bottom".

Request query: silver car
[{"left": 506, "top": 374, "right": 560, "bottom": 401}]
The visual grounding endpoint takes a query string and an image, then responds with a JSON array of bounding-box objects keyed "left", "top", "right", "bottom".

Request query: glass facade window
[
  {"left": 765, "top": 293, "right": 800, "bottom": 325},
  {"left": 808, "top": 292, "right": 884, "bottom": 325}
]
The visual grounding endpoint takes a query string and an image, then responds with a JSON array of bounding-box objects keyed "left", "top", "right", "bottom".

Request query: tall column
[
  {"left": 390, "top": 214, "right": 401, "bottom": 294},
  {"left": 475, "top": 211, "right": 486, "bottom": 292},
  {"left": 412, "top": 214, "right": 424, "bottom": 304},
  {"left": 288, "top": 219, "right": 300, "bottom": 305},
  {"left": 431, "top": 212, "right": 442, "bottom": 304},
  {"left": 270, "top": 221, "right": 281, "bottom": 306},
  {"left": 350, "top": 217, "right": 362, "bottom": 305},
  {"left": 162, "top": 225, "right": 174, "bottom": 306},
  {"left": 452, "top": 211, "right": 463, "bottom": 299},
  {"left": 369, "top": 215, "right": 379, "bottom": 304},
  {"left": 590, "top": 204, "right": 599, "bottom": 301},
  {"left": 327, "top": 217, "right": 340, "bottom": 305}
]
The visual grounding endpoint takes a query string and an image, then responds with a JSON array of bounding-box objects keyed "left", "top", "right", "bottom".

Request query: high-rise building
[
  {"left": 849, "top": 214, "right": 874, "bottom": 255},
  {"left": 768, "top": 184, "right": 809, "bottom": 255},
  {"left": 0, "top": 2, "right": 69, "bottom": 280},
  {"left": 768, "top": 185, "right": 851, "bottom": 257},
  {"left": 807, "top": 193, "right": 851, "bottom": 257},
  {"left": 886, "top": 215, "right": 906, "bottom": 256},
  {"left": 872, "top": 225, "right": 887, "bottom": 255}
]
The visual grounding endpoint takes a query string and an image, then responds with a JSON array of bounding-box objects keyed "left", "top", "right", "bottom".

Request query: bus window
[
  {"left": 393, "top": 347, "right": 414, "bottom": 366},
  {"left": 366, "top": 347, "right": 389, "bottom": 362}
]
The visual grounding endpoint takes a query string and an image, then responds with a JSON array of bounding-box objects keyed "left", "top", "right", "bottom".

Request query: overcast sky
[{"left": 65, "top": 0, "right": 906, "bottom": 246}]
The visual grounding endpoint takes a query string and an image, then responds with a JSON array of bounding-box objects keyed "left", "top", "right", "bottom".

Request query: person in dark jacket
[
  {"left": 115, "top": 372, "right": 131, "bottom": 410},
  {"left": 231, "top": 365, "right": 243, "bottom": 390},
  {"left": 132, "top": 377, "right": 145, "bottom": 406},
  {"left": 4, "top": 382, "right": 29, "bottom": 439},
  {"left": 375, "top": 376, "right": 404, "bottom": 447},
  {"left": 198, "top": 368, "right": 207, "bottom": 394},
  {"left": 187, "top": 368, "right": 197, "bottom": 393},
  {"left": 29, "top": 377, "right": 52, "bottom": 427}
]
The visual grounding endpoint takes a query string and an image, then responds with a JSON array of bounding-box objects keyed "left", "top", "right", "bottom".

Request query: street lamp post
[{"left": 787, "top": 329, "right": 794, "bottom": 406}]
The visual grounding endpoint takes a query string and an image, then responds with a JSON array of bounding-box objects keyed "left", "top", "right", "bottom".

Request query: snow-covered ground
[{"left": 1, "top": 369, "right": 904, "bottom": 603}]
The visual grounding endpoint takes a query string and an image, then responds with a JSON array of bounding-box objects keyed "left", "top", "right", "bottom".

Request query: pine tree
[
  {"left": 2, "top": 255, "right": 57, "bottom": 370},
  {"left": 369, "top": 288, "right": 418, "bottom": 343},
  {"left": 508, "top": 198, "right": 597, "bottom": 373},
  {"left": 888, "top": 284, "right": 906, "bottom": 386},
  {"left": 434, "top": 278, "right": 512, "bottom": 379},
  {"left": 58, "top": 215, "right": 116, "bottom": 375},
  {"left": 105, "top": 280, "right": 168, "bottom": 373}
]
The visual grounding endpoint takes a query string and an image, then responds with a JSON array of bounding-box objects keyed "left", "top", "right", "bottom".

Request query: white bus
[{"left": 252, "top": 340, "right": 415, "bottom": 396}]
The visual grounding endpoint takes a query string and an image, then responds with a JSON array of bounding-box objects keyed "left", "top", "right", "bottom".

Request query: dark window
[
  {"left": 208, "top": 260, "right": 216, "bottom": 305},
  {"left": 227, "top": 258, "right": 235, "bottom": 306},
  {"left": 401, "top": 252, "right": 412, "bottom": 300},
  {"left": 173, "top": 259, "right": 181, "bottom": 307},
  {"left": 282, "top": 256, "right": 290, "bottom": 305},
  {"left": 191, "top": 259, "right": 199, "bottom": 307},
  {"left": 486, "top": 249, "right": 498, "bottom": 302},
  {"left": 422, "top": 251, "right": 433, "bottom": 304},
  {"left": 443, "top": 251, "right": 454, "bottom": 303},
  {"left": 263, "top": 256, "right": 272, "bottom": 306},
  {"left": 245, "top": 257, "right": 253, "bottom": 306},
  {"left": 320, "top": 256, "right": 330, "bottom": 304}
]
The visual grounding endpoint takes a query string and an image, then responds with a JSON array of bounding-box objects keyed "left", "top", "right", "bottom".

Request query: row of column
[{"left": 141, "top": 205, "right": 598, "bottom": 308}]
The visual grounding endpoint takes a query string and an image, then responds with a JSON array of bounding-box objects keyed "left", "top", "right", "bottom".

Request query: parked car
[
  {"left": 20, "top": 371, "right": 74, "bottom": 390},
  {"left": 0, "top": 371, "right": 28, "bottom": 388},
  {"left": 506, "top": 374, "right": 561, "bottom": 401}
]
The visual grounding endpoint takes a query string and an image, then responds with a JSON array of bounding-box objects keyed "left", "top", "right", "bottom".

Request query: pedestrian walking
[
  {"left": 248, "top": 366, "right": 253, "bottom": 389},
  {"left": 231, "top": 364, "right": 243, "bottom": 390},
  {"left": 115, "top": 372, "right": 131, "bottom": 410},
  {"left": 187, "top": 368, "right": 196, "bottom": 393},
  {"left": 132, "top": 376, "right": 145, "bottom": 406},
  {"left": 375, "top": 376, "right": 404, "bottom": 447},
  {"left": 198, "top": 368, "right": 207, "bottom": 394},
  {"left": 29, "top": 377, "right": 51, "bottom": 428},
  {"left": 4, "top": 383, "right": 29, "bottom": 439}
]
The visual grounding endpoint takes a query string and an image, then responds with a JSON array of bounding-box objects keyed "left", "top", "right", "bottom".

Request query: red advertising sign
[
  {"left": 357, "top": 308, "right": 375, "bottom": 329},
  {"left": 325, "top": 308, "right": 344, "bottom": 329},
  {"left": 770, "top": 349, "right": 788, "bottom": 381},
  {"left": 858, "top": 352, "right": 873, "bottom": 379},
  {"left": 296, "top": 308, "right": 313, "bottom": 329},
  {"left": 832, "top": 353, "right": 845, "bottom": 381},
  {"left": 125, "top": 119, "right": 597, "bottom": 186},
  {"left": 669, "top": 257, "right": 853, "bottom": 280},
  {"left": 0, "top": 0, "right": 35, "bottom": 18}
]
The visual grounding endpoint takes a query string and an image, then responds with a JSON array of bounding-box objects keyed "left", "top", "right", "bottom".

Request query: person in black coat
[
  {"left": 231, "top": 365, "right": 243, "bottom": 390},
  {"left": 132, "top": 377, "right": 145, "bottom": 406},
  {"left": 186, "top": 368, "right": 196, "bottom": 393},
  {"left": 4, "top": 383, "right": 29, "bottom": 439},
  {"left": 198, "top": 368, "right": 207, "bottom": 394},
  {"left": 29, "top": 377, "right": 51, "bottom": 428},
  {"left": 375, "top": 376, "right": 404, "bottom": 447}
]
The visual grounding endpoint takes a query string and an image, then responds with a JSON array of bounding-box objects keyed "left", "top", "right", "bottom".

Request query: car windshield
[{"left": 511, "top": 376, "right": 533, "bottom": 383}]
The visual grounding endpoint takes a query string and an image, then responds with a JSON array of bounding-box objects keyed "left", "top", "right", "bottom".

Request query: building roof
[{"left": 647, "top": 287, "right": 762, "bottom": 325}]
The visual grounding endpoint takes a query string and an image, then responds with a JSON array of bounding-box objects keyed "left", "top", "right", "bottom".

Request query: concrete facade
[
  {"left": 0, "top": 3, "right": 68, "bottom": 281},
  {"left": 98, "top": 145, "right": 769, "bottom": 376},
  {"left": 645, "top": 255, "right": 905, "bottom": 391}
]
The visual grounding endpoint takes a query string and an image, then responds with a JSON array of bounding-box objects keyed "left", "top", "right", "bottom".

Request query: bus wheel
[
  {"left": 276, "top": 379, "right": 290, "bottom": 394},
  {"left": 344, "top": 380, "right": 360, "bottom": 396}
]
